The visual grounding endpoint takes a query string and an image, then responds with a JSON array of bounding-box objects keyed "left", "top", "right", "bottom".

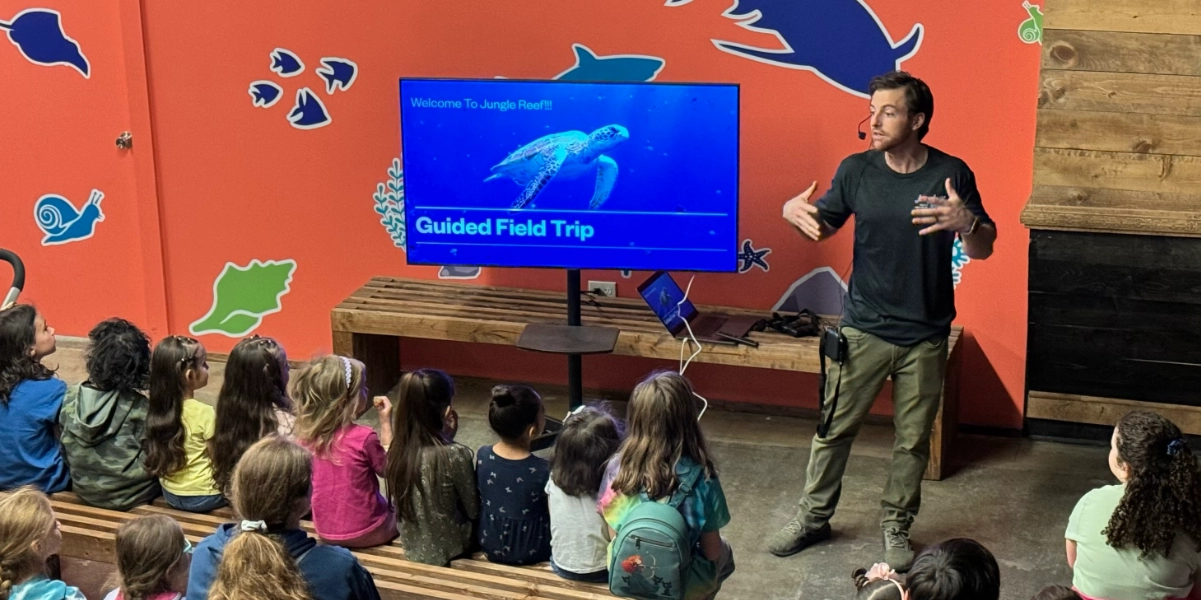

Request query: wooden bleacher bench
[
  {"left": 332, "top": 277, "right": 964, "bottom": 480},
  {"left": 51, "top": 493, "right": 612, "bottom": 600}
]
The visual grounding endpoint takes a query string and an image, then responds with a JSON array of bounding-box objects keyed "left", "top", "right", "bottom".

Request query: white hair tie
[
  {"left": 340, "top": 356, "right": 353, "bottom": 389},
  {"left": 240, "top": 520, "right": 268, "bottom": 533}
]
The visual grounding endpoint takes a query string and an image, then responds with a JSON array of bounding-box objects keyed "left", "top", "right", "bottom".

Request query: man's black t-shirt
[{"left": 814, "top": 146, "right": 993, "bottom": 346}]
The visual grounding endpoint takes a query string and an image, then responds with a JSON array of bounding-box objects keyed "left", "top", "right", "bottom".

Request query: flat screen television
[{"left": 399, "top": 78, "right": 739, "bottom": 272}]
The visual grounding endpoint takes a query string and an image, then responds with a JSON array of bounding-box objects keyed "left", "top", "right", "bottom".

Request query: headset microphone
[{"left": 856, "top": 116, "right": 870, "bottom": 140}]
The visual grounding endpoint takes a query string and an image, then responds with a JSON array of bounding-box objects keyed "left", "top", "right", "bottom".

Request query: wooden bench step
[{"left": 50, "top": 493, "right": 611, "bottom": 598}]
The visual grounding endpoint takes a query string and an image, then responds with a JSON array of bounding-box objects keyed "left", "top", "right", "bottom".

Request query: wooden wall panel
[
  {"left": 1036, "top": 110, "right": 1201, "bottom": 156},
  {"left": 1039, "top": 70, "right": 1201, "bottom": 117},
  {"left": 1042, "top": 30, "right": 1201, "bottom": 76},
  {"left": 1045, "top": 0, "right": 1201, "bottom": 36},
  {"left": 1027, "top": 392, "right": 1201, "bottom": 435},
  {"left": 1027, "top": 230, "right": 1201, "bottom": 406},
  {"left": 1024, "top": 0, "right": 1201, "bottom": 436},
  {"left": 1032, "top": 148, "right": 1201, "bottom": 194}
]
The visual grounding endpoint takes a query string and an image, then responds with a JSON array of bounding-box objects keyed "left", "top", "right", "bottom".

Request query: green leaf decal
[{"left": 189, "top": 259, "right": 297, "bottom": 336}]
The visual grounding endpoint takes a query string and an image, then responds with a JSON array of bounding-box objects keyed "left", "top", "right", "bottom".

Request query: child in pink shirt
[{"left": 292, "top": 354, "right": 396, "bottom": 548}]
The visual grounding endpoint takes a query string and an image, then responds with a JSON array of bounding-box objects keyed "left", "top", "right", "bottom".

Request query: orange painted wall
[
  {"left": 3, "top": 0, "right": 1040, "bottom": 428},
  {"left": 0, "top": 0, "right": 166, "bottom": 338}
]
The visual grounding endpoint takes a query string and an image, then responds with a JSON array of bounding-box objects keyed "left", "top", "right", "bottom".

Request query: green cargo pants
[{"left": 798, "top": 326, "right": 948, "bottom": 530}]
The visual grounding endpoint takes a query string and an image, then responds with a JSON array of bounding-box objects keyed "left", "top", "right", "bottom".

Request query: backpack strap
[
  {"left": 667, "top": 467, "right": 705, "bottom": 509},
  {"left": 635, "top": 465, "right": 706, "bottom": 508}
]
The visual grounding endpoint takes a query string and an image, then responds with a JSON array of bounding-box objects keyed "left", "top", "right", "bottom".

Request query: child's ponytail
[
  {"left": 1105, "top": 410, "right": 1201, "bottom": 557},
  {"left": 211, "top": 435, "right": 314, "bottom": 600},
  {"left": 208, "top": 522, "right": 312, "bottom": 600}
]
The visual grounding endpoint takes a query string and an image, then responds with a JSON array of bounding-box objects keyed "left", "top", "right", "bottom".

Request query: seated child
[
  {"left": 0, "top": 305, "right": 69, "bottom": 493},
  {"left": 477, "top": 384, "right": 551, "bottom": 565},
  {"left": 103, "top": 515, "right": 191, "bottom": 600},
  {"left": 187, "top": 436, "right": 381, "bottom": 600},
  {"left": 208, "top": 335, "right": 294, "bottom": 495},
  {"left": 599, "top": 371, "right": 734, "bottom": 600},
  {"left": 546, "top": 405, "right": 622, "bottom": 582},
  {"left": 0, "top": 486, "right": 86, "bottom": 600},
  {"left": 853, "top": 563, "right": 905, "bottom": 600},
  {"left": 384, "top": 369, "right": 478, "bottom": 566},
  {"left": 1066, "top": 410, "right": 1201, "bottom": 600},
  {"left": 906, "top": 538, "right": 1000, "bottom": 600},
  {"left": 145, "top": 336, "right": 225, "bottom": 513},
  {"left": 60, "top": 318, "right": 159, "bottom": 510},
  {"left": 293, "top": 355, "right": 396, "bottom": 548}
]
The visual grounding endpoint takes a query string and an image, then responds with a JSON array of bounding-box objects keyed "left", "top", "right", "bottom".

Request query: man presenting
[{"left": 768, "top": 71, "right": 997, "bottom": 570}]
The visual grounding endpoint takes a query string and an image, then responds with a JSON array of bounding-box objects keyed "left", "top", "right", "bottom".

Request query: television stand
[{"left": 515, "top": 269, "right": 618, "bottom": 408}]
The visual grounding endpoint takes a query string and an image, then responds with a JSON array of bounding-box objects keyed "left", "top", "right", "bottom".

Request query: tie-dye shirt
[{"left": 597, "top": 455, "right": 731, "bottom": 598}]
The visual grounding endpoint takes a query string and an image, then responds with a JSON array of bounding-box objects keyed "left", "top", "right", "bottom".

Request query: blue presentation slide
[{"left": 399, "top": 78, "right": 739, "bottom": 272}]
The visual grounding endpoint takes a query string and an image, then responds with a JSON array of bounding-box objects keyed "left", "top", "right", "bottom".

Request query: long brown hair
[
  {"left": 210, "top": 336, "right": 292, "bottom": 493},
  {"left": 291, "top": 355, "right": 366, "bottom": 458},
  {"left": 385, "top": 369, "right": 455, "bottom": 523},
  {"left": 612, "top": 371, "right": 716, "bottom": 499},
  {"left": 1105, "top": 410, "right": 1201, "bottom": 557},
  {"left": 0, "top": 487, "right": 57, "bottom": 600},
  {"left": 0, "top": 305, "right": 54, "bottom": 403},
  {"left": 114, "top": 515, "right": 186, "bottom": 600},
  {"left": 209, "top": 436, "right": 313, "bottom": 600},
  {"left": 144, "top": 336, "right": 205, "bottom": 477}
]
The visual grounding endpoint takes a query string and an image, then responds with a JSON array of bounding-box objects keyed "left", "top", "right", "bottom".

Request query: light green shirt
[{"left": 1067, "top": 484, "right": 1201, "bottom": 600}]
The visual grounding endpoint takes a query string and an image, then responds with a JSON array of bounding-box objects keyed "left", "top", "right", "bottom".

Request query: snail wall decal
[{"left": 35, "top": 188, "right": 105, "bottom": 246}]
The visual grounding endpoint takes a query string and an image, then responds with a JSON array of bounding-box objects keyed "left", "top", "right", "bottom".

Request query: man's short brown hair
[{"left": 869, "top": 71, "right": 934, "bottom": 140}]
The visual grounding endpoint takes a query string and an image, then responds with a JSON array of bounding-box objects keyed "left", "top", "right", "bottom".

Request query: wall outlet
[{"left": 587, "top": 280, "right": 617, "bottom": 297}]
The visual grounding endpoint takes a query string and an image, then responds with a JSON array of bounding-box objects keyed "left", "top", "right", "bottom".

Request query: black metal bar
[{"left": 566, "top": 269, "right": 582, "bottom": 408}]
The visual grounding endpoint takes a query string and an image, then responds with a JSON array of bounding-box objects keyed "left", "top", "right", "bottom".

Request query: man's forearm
[{"left": 961, "top": 223, "right": 996, "bottom": 259}]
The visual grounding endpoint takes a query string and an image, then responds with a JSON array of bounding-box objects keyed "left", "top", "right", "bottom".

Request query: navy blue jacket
[{"left": 187, "top": 523, "right": 381, "bottom": 600}]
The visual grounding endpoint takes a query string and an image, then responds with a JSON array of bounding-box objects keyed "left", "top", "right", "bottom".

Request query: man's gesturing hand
[
  {"left": 911, "top": 178, "right": 977, "bottom": 236},
  {"left": 783, "top": 181, "right": 825, "bottom": 241}
]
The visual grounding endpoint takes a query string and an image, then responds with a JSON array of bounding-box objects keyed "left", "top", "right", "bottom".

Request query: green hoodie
[{"left": 59, "top": 383, "right": 159, "bottom": 510}]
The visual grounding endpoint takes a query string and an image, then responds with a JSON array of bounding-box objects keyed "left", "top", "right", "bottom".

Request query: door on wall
[{"left": 0, "top": 0, "right": 165, "bottom": 337}]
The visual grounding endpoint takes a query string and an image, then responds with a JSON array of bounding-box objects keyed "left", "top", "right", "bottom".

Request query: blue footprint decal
[
  {"left": 287, "top": 88, "right": 330, "bottom": 129},
  {"left": 316, "top": 57, "right": 357, "bottom": 94},
  {"left": 248, "top": 80, "right": 283, "bottom": 107},
  {"left": 705, "top": 0, "right": 922, "bottom": 98},
  {"left": 35, "top": 189, "right": 105, "bottom": 246},
  {"left": 0, "top": 8, "right": 89, "bottom": 77},
  {"left": 270, "top": 48, "right": 304, "bottom": 77},
  {"left": 554, "top": 44, "right": 664, "bottom": 82}
]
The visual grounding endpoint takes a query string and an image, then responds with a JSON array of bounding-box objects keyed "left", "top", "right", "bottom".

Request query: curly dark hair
[
  {"left": 1104, "top": 410, "right": 1201, "bottom": 557},
  {"left": 0, "top": 305, "right": 54, "bottom": 403},
  {"left": 85, "top": 318, "right": 151, "bottom": 393}
]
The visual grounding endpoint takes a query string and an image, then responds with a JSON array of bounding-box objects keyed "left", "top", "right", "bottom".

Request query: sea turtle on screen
[{"left": 484, "top": 124, "right": 629, "bottom": 209}]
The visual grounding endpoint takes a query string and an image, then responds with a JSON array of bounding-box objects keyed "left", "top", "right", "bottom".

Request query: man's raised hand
[
  {"left": 911, "top": 178, "right": 976, "bottom": 236},
  {"left": 783, "top": 181, "right": 824, "bottom": 241}
]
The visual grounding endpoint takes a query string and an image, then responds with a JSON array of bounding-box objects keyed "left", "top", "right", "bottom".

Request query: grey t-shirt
[
  {"left": 815, "top": 146, "right": 993, "bottom": 346},
  {"left": 546, "top": 478, "right": 610, "bottom": 574}
]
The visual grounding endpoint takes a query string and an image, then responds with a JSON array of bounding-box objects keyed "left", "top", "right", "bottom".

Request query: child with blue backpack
[{"left": 599, "top": 371, "right": 734, "bottom": 600}]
